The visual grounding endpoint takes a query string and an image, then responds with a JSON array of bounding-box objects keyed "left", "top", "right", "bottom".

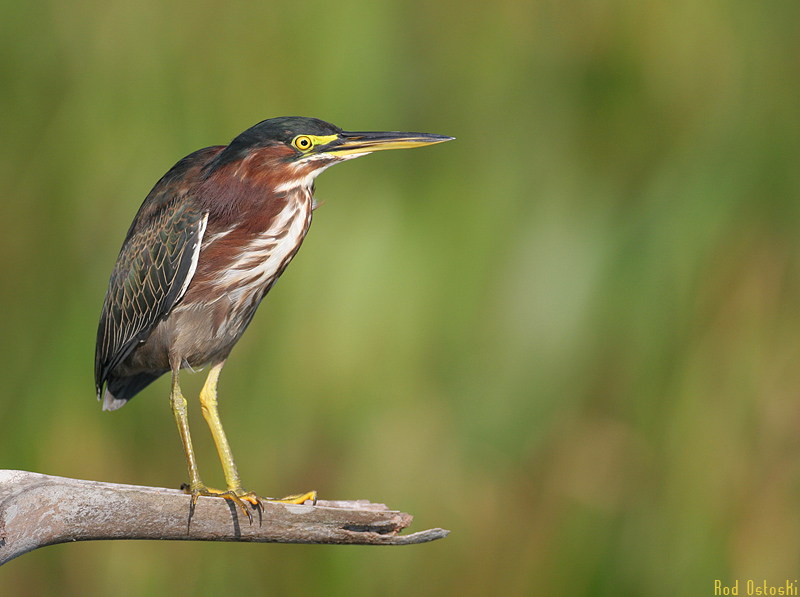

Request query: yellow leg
[
  {"left": 199, "top": 361, "right": 243, "bottom": 491},
  {"left": 170, "top": 368, "right": 204, "bottom": 492},
  {"left": 198, "top": 360, "right": 316, "bottom": 512},
  {"left": 171, "top": 364, "right": 253, "bottom": 519}
]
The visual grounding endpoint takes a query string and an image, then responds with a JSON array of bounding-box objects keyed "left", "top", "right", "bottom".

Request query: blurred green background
[{"left": 3, "top": 0, "right": 800, "bottom": 594}]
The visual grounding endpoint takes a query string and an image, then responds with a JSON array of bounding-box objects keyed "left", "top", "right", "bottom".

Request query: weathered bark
[{"left": 0, "top": 470, "right": 448, "bottom": 565}]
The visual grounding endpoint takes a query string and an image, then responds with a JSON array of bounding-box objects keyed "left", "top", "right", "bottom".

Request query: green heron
[{"left": 95, "top": 116, "right": 452, "bottom": 516}]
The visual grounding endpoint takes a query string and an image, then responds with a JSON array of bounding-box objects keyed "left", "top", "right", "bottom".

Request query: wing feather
[
  {"left": 94, "top": 200, "right": 207, "bottom": 396},
  {"left": 93, "top": 148, "right": 224, "bottom": 397}
]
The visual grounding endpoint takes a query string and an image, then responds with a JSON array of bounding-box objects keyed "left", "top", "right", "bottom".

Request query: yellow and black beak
[{"left": 325, "top": 130, "right": 454, "bottom": 156}]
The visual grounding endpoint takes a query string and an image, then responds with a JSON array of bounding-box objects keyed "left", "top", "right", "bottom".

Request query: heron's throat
[
  {"left": 269, "top": 156, "right": 338, "bottom": 196},
  {"left": 278, "top": 151, "right": 370, "bottom": 196}
]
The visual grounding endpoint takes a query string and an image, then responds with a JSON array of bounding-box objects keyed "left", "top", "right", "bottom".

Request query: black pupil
[{"left": 300, "top": 138, "right": 309, "bottom": 147}]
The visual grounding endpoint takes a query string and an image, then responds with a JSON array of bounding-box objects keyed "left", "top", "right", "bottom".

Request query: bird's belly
[
  {"left": 115, "top": 297, "right": 250, "bottom": 375},
  {"left": 169, "top": 298, "right": 251, "bottom": 368}
]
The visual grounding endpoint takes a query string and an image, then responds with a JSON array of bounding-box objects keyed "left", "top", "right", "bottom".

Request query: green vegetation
[{"left": 2, "top": 0, "right": 800, "bottom": 594}]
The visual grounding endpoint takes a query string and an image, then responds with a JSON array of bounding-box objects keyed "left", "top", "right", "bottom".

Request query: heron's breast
[
  {"left": 212, "top": 192, "right": 312, "bottom": 301},
  {"left": 173, "top": 190, "right": 313, "bottom": 352}
]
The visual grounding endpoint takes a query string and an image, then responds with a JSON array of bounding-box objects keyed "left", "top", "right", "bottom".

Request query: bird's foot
[
  {"left": 181, "top": 482, "right": 263, "bottom": 522},
  {"left": 181, "top": 484, "right": 317, "bottom": 523}
]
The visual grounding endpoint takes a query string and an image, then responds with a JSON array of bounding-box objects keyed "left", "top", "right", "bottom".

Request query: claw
[{"left": 181, "top": 483, "right": 263, "bottom": 523}]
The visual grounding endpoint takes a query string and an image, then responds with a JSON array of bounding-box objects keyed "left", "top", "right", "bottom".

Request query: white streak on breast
[
  {"left": 204, "top": 227, "right": 232, "bottom": 246},
  {"left": 211, "top": 193, "right": 312, "bottom": 305}
]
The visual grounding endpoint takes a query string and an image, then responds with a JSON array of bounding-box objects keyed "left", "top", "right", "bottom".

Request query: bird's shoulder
[{"left": 123, "top": 145, "right": 224, "bottom": 242}]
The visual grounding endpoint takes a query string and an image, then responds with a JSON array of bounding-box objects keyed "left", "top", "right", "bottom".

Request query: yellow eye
[{"left": 293, "top": 135, "right": 313, "bottom": 151}]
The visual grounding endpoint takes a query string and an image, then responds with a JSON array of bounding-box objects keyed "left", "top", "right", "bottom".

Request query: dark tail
[{"left": 100, "top": 370, "right": 167, "bottom": 411}]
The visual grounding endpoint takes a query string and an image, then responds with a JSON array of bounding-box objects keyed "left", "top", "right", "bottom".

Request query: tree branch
[{"left": 0, "top": 470, "right": 448, "bottom": 565}]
